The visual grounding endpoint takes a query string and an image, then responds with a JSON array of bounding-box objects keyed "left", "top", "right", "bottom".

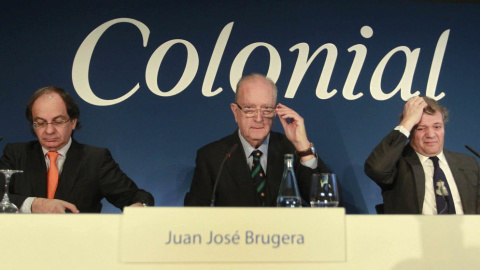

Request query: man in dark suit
[
  {"left": 365, "top": 96, "right": 480, "bottom": 214},
  {"left": 184, "top": 73, "right": 330, "bottom": 206},
  {"left": 0, "top": 86, "right": 154, "bottom": 213}
]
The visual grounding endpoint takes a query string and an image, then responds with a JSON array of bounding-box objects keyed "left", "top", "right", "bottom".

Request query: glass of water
[
  {"left": 0, "top": 169, "right": 23, "bottom": 213},
  {"left": 310, "top": 173, "right": 339, "bottom": 207}
]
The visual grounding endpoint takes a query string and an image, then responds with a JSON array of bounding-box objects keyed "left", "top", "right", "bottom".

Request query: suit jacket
[
  {"left": 184, "top": 130, "right": 330, "bottom": 206},
  {"left": 364, "top": 130, "right": 480, "bottom": 214},
  {"left": 0, "top": 140, "right": 154, "bottom": 212}
]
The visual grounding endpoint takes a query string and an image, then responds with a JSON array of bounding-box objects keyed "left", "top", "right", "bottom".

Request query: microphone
[
  {"left": 465, "top": 145, "right": 480, "bottom": 159},
  {"left": 210, "top": 144, "right": 238, "bottom": 207},
  {"left": 0, "top": 136, "right": 3, "bottom": 142}
]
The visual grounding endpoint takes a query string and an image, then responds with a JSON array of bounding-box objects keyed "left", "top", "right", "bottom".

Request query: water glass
[{"left": 310, "top": 173, "right": 339, "bottom": 207}]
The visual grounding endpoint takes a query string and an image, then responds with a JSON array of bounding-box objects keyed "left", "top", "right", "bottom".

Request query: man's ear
[
  {"left": 230, "top": 103, "right": 238, "bottom": 123},
  {"left": 71, "top": 118, "right": 77, "bottom": 130}
]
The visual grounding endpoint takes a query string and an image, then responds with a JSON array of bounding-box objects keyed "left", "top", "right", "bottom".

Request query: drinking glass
[
  {"left": 310, "top": 173, "right": 339, "bottom": 207},
  {"left": 0, "top": 169, "right": 23, "bottom": 213}
]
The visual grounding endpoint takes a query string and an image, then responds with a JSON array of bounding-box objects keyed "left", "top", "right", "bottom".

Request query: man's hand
[
  {"left": 129, "top": 202, "right": 144, "bottom": 207},
  {"left": 31, "top": 198, "right": 80, "bottom": 213},
  {"left": 276, "top": 103, "right": 313, "bottom": 160},
  {"left": 399, "top": 96, "right": 427, "bottom": 131}
]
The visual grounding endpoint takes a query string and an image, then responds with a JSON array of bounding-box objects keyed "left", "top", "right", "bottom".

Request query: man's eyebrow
[
  {"left": 33, "top": 117, "right": 46, "bottom": 122},
  {"left": 33, "top": 115, "right": 66, "bottom": 121}
]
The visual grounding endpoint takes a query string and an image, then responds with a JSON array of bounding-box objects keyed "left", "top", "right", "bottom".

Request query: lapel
[
  {"left": 444, "top": 150, "right": 473, "bottom": 213},
  {"left": 29, "top": 142, "right": 48, "bottom": 197},
  {"left": 56, "top": 139, "right": 84, "bottom": 199},
  {"left": 265, "top": 133, "right": 284, "bottom": 206},
  {"left": 403, "top": 145, "right": 426, "bottom": 212},
  {"left": 223, "top": 131, "right": 256, "bottom": 204}
]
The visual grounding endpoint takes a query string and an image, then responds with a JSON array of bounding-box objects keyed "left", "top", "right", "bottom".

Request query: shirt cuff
[
  {"left": 394, "top": 125, "right": 410, "bottom": 138},
  {"left": 301, "top": 156, "right": 318, "bottom": 169},
  {"left": 20, "top": 197, "right": 36, "bottom": 213}
]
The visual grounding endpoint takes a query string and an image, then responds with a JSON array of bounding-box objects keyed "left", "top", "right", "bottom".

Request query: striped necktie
[{"left": 251, "top": 150, "right": 266, "bottom": 205}]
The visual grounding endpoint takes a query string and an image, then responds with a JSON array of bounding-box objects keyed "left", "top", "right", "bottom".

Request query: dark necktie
[
  {"left": 251, "top": 150, "right": 266, "bottom": 205},
  {"left": 430, "top": 156, "right": 456, "bottom": 214}
]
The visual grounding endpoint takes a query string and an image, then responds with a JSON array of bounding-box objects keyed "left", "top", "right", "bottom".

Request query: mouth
[{"left": 424, "top": 141, "right": 437, "bottom": 146}]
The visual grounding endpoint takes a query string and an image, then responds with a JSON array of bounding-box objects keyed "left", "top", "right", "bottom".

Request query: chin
[
  {"left": 251, "top": 133, "right": 268, "bottom": 140},
  {"left": 43, "top": 143, "right": 60, "bottom": 150},
  {"left": 424, "top": 150, "right": 441, "bottom": 156}
]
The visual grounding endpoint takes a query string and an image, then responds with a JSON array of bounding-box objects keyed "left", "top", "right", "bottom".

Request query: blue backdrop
[{"left": 1, "top": 0, "right": 479, "bottom": 213}]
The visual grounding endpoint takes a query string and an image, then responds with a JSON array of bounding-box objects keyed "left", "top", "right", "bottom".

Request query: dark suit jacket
[
  {"left": 184, "top": 131, "right": 331, "bottom": 206},
  {"left": 364, "top": 130, "right": 480, "bottom": 214},
  {"left": 0, "top": 140, "right": 154, "bottom": 212}
]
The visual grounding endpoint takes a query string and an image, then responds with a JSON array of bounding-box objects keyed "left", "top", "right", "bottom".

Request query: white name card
[{"left": 119, "top": 207, "right": 345, "bottom": 263}]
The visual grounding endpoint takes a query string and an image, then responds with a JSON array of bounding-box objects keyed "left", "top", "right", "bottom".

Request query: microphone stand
[
  {"left": 210, "top": 144, "right": 238, "bottom": 207},
  {"left": 465, "top": 145, "right": 480, "bottom": 159},
  {"left": 439, "top": 196, "right": 449, "bottom": 214}
]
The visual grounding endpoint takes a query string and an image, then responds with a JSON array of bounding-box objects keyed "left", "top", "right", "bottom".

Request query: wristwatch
[{"left": 296, "top": 142, "right": 316, "bottom": 157}]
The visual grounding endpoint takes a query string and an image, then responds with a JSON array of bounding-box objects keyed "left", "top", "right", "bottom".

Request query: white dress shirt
[{"left": 20, "top": 138, "right": 72, "bottom": 213}]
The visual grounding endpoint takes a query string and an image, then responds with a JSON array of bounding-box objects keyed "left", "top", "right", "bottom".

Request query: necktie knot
[
  {"left": 47, "top": 151, "right": 60, "bottom": 162},
  {"left": 252, "top": 150, "right": 263, "bottom": 161},
  {"left": 430, "top": 156, "right": 440, "bottom": 167}
]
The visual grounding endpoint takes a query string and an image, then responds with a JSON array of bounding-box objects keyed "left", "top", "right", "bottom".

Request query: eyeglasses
[
  {"left": 235, "top": 103, "right": 276, "bottom": 118},
  {"left": 33, "top": 119, "right": 71, "bottom": 130}
]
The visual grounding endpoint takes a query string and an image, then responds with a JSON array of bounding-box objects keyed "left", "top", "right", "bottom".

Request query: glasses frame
[
  {"left": 33, "top": 118, "right": 71, "bottom": 130},
  {"left": 235, "top": 103, "right": 276, "bottom": 118}
]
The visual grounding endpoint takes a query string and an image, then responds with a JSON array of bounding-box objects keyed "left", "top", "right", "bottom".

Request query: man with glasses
[
  {"left": 184, "top": 73, "right": 330, "bottom": 206},
  {"left": 0, "top": 86, "right": 154, "bottom": 213}
]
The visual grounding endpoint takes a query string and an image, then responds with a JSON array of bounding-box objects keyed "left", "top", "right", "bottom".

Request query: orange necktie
[{"left": 46, "top": 151, "right": 60, "bottom": 199}]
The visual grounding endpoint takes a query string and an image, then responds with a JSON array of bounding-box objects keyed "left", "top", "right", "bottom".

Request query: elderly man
[
  {"left": 0, "top": 86, "right": 154, "bottom": 213},
  {"left": 184, "top": 73, "right": 330, "bottom": 206},
  {"left": 365, "top": 96, "right": 480, "bottom": 214}
]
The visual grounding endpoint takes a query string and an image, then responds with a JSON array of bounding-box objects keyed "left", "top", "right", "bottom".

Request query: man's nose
[
  {"left": 254, "top": 111, "right": 263, "bottom": 122},
  {"left": 44, "top": 123, "right": 56, "bottom": 134},
  {"left": 425, "top": 128, "right": 435, "bottom": 137}
]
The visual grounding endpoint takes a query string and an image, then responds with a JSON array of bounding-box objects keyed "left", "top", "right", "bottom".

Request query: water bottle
[{"left": 276, "top": 154, "right": 302, "bottom": 207}]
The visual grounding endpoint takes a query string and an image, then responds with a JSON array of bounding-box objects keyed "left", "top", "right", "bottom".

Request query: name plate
[{"left": 119, "top": 207, "right": 345, "bottom": 263}]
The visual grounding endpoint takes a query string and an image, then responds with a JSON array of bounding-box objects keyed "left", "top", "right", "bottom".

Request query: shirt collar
[
  {"left": 415, "top": 150, "right": 446, "bottom": 165},
  {"left": 42, "top": 137, "right": 72, "bottom": 157},
  {"left": 238, "top": 130, "right": 270, "bottom": 158}
]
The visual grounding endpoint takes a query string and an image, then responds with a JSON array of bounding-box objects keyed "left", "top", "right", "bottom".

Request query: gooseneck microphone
[
  {"left": 210, "top": 144, "right": 238, "bottom": 207},
  {"left": 465, "top": 145, "right": 480, "bottom": 159}
]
